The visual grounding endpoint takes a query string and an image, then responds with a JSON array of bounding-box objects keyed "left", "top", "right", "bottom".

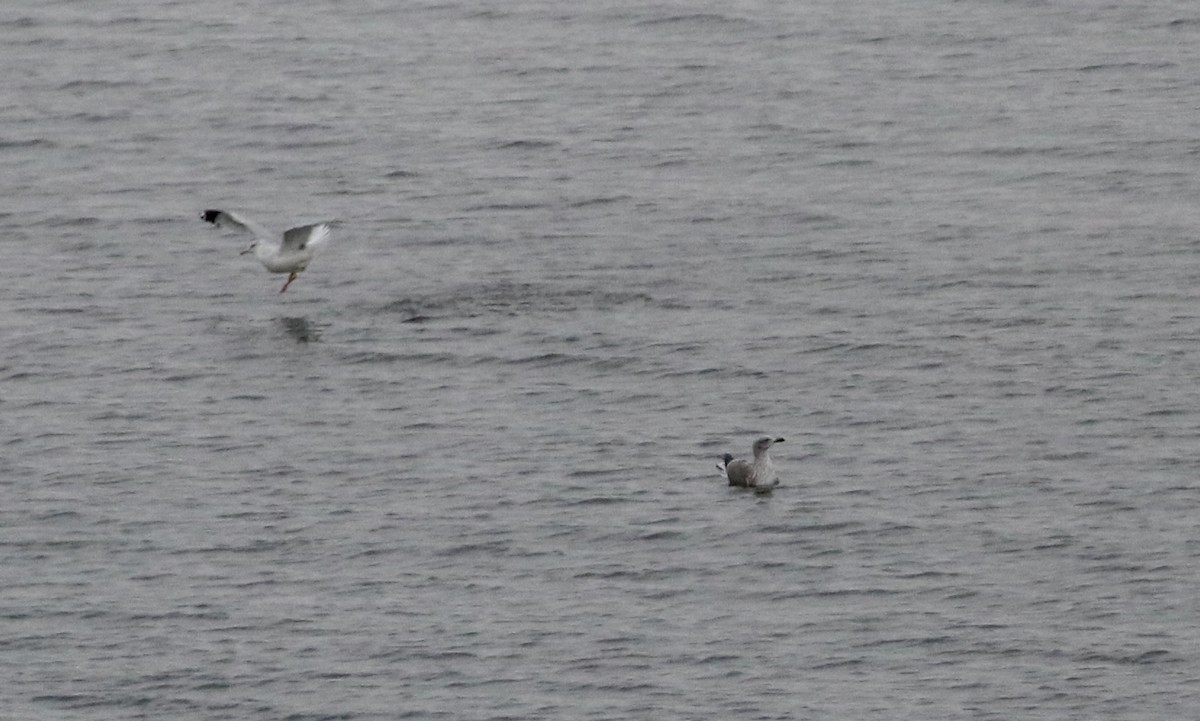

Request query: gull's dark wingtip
[{"left": 201, "top": 209, "right": 222, "bottom": 224}]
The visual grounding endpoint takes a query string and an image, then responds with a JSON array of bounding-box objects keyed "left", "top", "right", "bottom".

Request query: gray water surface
[{"left": 4, "top": 1, "right": 1200, "bottom": 718}]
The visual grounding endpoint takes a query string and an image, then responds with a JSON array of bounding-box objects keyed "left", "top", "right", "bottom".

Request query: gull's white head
[{"left": 752, "top": 436, "right": 784, "bottom": 457}]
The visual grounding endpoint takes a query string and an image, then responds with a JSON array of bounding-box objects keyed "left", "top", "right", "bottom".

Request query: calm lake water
[{"left": 4, "top": 1, "right": 1200, "bottom": 718}]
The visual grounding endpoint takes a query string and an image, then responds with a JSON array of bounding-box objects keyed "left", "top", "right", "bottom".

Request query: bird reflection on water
[{"left": 278, "top": 316, "right": 320, "bottom": 343}]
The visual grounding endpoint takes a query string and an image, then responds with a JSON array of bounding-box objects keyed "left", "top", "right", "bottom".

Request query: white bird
[
  {"left": 717, "top": 436, "right": 785, "bottom": 489},
  {"left": 201, "top": 209, "right": 334, "bottom": 293}
]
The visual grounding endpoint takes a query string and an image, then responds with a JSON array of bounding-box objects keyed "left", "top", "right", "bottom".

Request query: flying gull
[{"left": 201, "top": 209, "right": 334, "bottom": 293}]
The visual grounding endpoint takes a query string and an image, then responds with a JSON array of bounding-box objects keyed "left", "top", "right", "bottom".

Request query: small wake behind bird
[{"left": 201, "top": 209, "right": 335, "bottom": 293}]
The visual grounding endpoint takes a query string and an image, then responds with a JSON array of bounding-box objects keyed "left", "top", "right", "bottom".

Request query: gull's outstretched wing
[
  {"left": 281, "top": 222, "right": 332, "bottom": 253},
  {"left": 201, "top": 209, "right": 274, "bottom": 240}
]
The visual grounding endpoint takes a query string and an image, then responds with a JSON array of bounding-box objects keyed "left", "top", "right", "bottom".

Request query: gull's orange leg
[{"left": 280, "top": 271, "right": 298, "bottom": 293}]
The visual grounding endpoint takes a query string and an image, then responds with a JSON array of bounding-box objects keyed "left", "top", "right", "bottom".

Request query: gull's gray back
[{"left": 725, "top": 459, "right": 754, "bottom": 487}]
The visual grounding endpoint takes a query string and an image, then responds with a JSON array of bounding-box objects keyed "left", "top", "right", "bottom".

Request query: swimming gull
[
  {"left": 201, "top": 209, "right": 334, "bottom": 293},
  {"left": 717, "top": 436, "right": 785, "bottom": 489}
]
